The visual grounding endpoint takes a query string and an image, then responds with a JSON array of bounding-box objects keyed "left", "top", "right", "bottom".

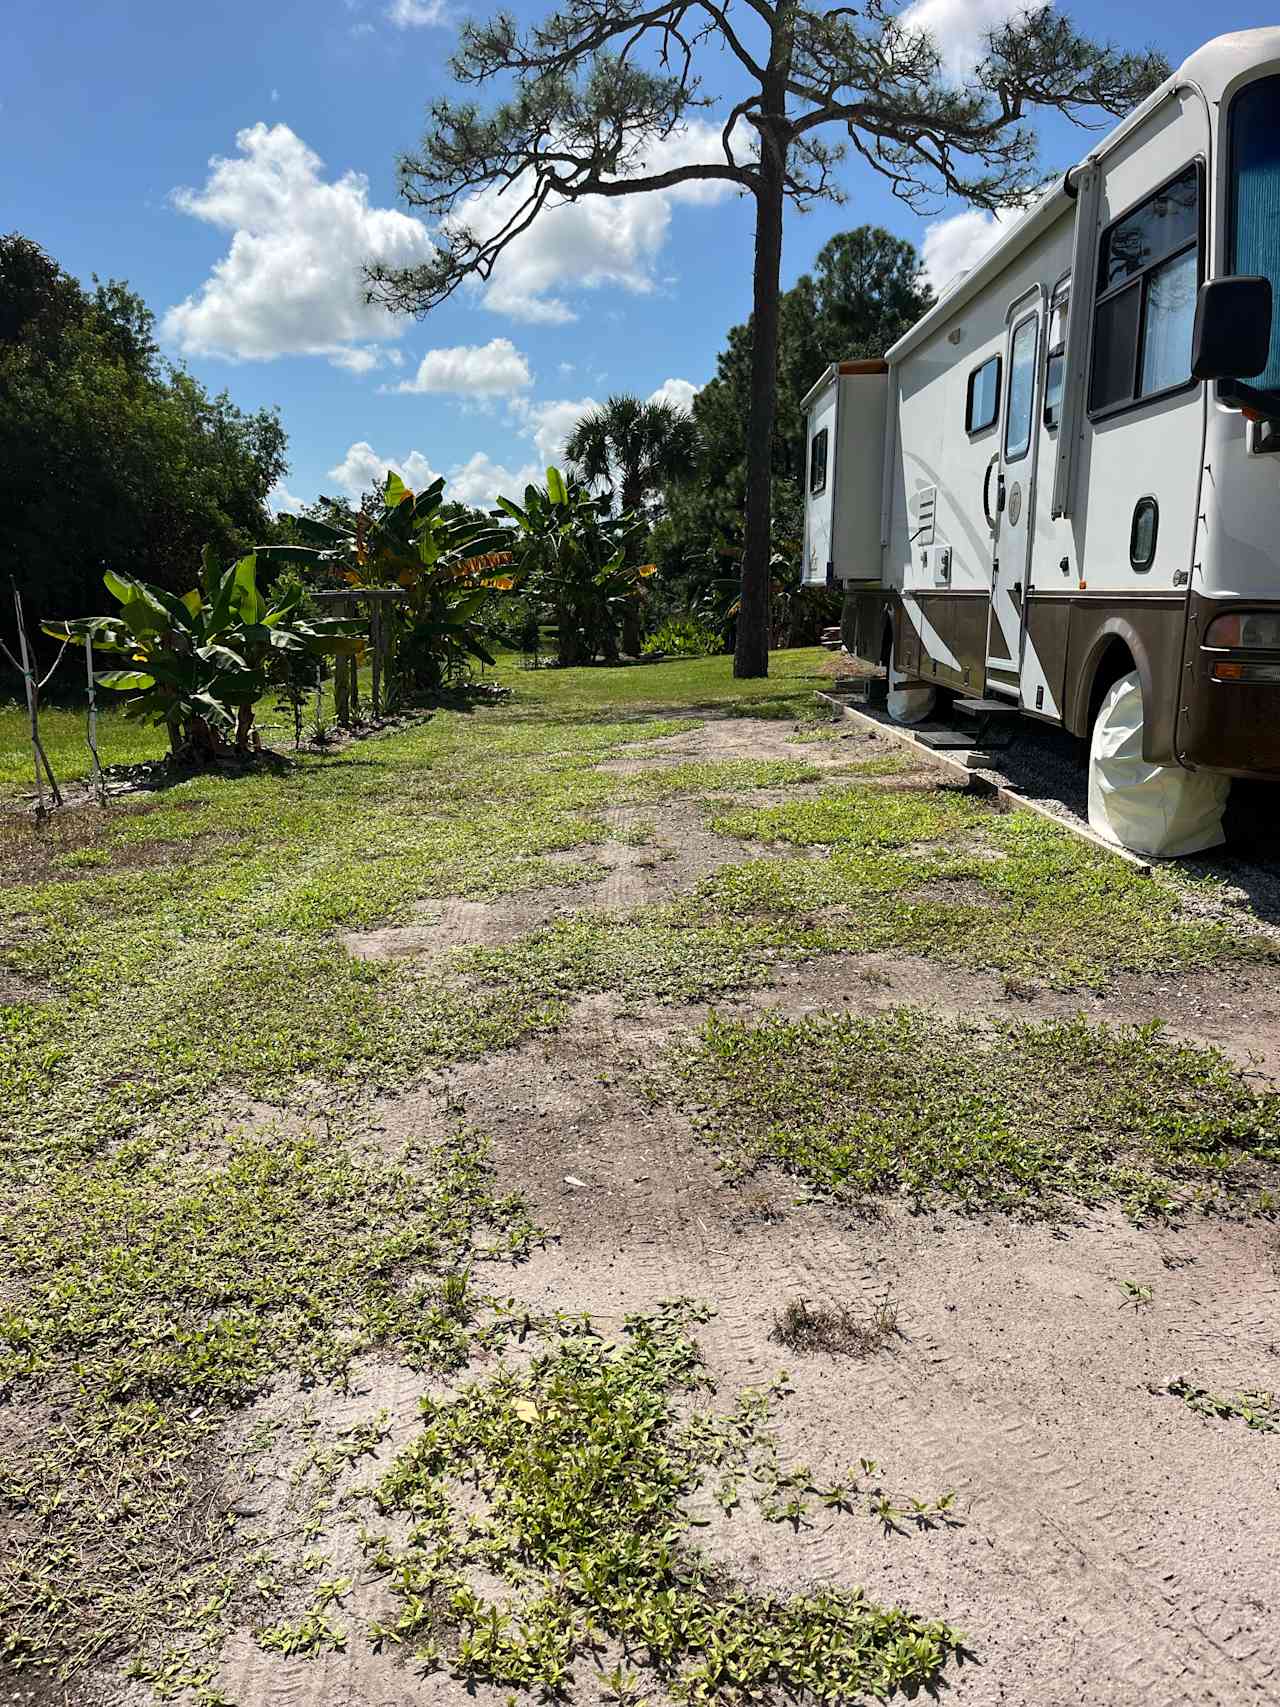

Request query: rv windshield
[{"left": 1230, "top": 75, "right": 1280, "bottom": 390}]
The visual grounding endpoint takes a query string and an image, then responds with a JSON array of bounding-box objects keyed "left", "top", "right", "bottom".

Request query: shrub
[{"left": 642, "top": 614, "right": 724, "bottom": 658}]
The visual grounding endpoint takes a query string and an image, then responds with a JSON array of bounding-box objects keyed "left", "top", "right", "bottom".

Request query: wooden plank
[{"left": 814, "top": 690, "right": 1154, "bottom": 876}]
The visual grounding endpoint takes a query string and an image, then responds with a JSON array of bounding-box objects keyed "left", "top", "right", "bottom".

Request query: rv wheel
[
  {"left": 1087, "top": 670, "right": 1229, "bottom": 858},
  {"left": 885, "top": 629, "right": 937, "bottom": 726}
]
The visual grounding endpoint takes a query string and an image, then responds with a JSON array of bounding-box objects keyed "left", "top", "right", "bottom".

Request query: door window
[{"left": 1004, "top": 315, "right": 1038, "bottom": 462}]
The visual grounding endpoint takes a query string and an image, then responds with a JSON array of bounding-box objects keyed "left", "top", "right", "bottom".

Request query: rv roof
[{"left": 885, "top": 27, "right": 1280, "bottom": 368}]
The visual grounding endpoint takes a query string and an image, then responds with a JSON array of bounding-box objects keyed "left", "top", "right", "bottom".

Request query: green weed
[{"left": 364, "top": 1301, "right": 964, "bottom": 1701}]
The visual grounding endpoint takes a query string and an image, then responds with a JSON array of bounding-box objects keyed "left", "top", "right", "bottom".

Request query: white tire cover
[
  {"left": 1087, "top": 670, "right": 1229, "bottom": 858},
  {"left": 886, "top": 642, "right": 937, "bottom": 726}
]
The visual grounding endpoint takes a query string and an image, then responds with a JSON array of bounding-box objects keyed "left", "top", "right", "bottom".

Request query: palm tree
[{"left": 565, "top": 395, "right": 698, "bottom": 515}]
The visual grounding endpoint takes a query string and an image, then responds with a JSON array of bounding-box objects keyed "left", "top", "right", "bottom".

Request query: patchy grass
[
  {"left": 0, "top": 1126, "right": 537, "bottom": 1682},
  {"left": 661, "top": 1009, "right": 1280, "bottom": 1219},
  {"left": 695, "top": 790, "right": 1269, "bottom": 989},
  {"left": 770, "top": 1295, "right": 901, "bottom": 1359},
  {"left": 3, "top": 645, "right": 1277, "bottom": 1696},
  {"left": 361, "top": 1301, "right": 964, "bottom": 1701}
]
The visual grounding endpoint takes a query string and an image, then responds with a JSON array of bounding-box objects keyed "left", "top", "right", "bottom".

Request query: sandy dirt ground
[{"left": 96, "top": 712, "right": 1280, "bottom": 1707}]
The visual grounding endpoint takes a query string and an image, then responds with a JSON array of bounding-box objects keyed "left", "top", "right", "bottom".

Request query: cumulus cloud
[
  {"left": 920, "top": 206, "right": 1021, "bottom": 296},
  {"left": 455, "top": 120, "right": 747, "bottom": 324},
  {"left": 387, "top": 0, "right": 448, "bottom": 23},
  {"left": 326, "top": 441, "right": 442, "bottom": 500},
  {"left": 510, "top": 396, "right": 601, "bottom": 466},
  {"left": 268, "top": 480, "right": 307, "bottom": 515},
  {"left": 901, "top": 0, "right": 1027, "bottom": 79},
  {"left": 163, "top": 123, "right": 431, "bottom": 368},
  {"left": 648, "top": 377, "right": 699, "bottom": 412},
  {"left": 393, "top": 337, "right": 532, "bottom": 398},
  {"left": 325, "top": 441, "right": 539, "bottom": 509},
  {"left": 447, "top": 452, "right": 542, "bottom": 508}
]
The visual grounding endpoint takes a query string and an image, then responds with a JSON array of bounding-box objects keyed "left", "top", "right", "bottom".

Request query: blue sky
[{"left": 3, "top": 0, "right": 1274, "bottom": 512}]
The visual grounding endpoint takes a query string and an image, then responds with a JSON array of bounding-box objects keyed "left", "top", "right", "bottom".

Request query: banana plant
[
  {"left": 496, "top": 468, "right": 655, "bottom": 666},
  {"left": 256, "top": 473, "right": 517, "bottom": 697},
  {"left": 43, "top": 552, "right": 364, "bottom": 758}
]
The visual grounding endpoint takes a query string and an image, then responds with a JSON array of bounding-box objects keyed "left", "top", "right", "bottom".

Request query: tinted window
[
  {"left": 1099, "top": 172, "right": 1197, "bottom": 290},
  {"left": 1091, "top": 284, "right": 1141, "bottom": 411},
  {"left": 1230, "top": 76, "right": 1280, "bottom": 391},
  {"left": 1004, "top": 316, "right": 1038, "bottom": 462},
  {"left": 808, "top": 427, "right": 828, "bottom": 494},
  {"left": 966, "top": 355, "right": 1001, "bottom": 433},
  {"left": 1089, "top": 164, "right": 1200, "bottom": 415}
]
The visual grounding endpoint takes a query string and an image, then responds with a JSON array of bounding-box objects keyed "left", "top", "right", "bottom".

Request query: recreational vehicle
[{"left": 802, "top": 28, "right": 1280, "bottom": 855}]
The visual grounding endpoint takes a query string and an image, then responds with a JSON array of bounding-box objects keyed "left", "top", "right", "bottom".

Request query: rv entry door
[{"left": 986, "top": 293, "right": 1043, "bottom": 697}]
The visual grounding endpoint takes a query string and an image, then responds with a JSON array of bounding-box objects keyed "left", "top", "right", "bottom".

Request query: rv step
[
  {"left": 953, "top": 697, "right": 1020, "bottom": 718},
  {"left": 915, "top": 730, "right": 982, "bottom": 750}
]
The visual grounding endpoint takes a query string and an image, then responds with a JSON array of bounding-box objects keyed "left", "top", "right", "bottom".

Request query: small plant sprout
[{"left": 1119, "top": 1280, "right": 1154, "bottom": 1309}]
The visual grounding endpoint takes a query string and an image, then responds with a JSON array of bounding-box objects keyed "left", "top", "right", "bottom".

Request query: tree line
[{"left": 0, "top": 233, "right": 286, "bottom": 637}]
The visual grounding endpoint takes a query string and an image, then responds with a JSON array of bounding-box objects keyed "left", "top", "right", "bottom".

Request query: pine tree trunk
[{"left": 734, "top": 124, "right": 787, "bottom": 680}]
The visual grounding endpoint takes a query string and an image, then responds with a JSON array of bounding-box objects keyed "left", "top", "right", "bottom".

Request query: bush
[{"left": 642, "top": 614, "right": 725, "bottom": 659}]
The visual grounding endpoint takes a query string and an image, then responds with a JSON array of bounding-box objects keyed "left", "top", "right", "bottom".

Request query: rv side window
[
  {"left": 1004, "top": 315, "right": 1038, "bottom": 463},
  {"left": 966, "top": 356, "right": 1001, "bottom": 434},
  {"left": 1044, "top": 280, "right": 1070, "bottom": 428},
  {"left": 808, "top": 427, "right": 829, "bottom": 494},
  {"left": 1089, "top": 163, "right": 1201, "bottom": 416}
]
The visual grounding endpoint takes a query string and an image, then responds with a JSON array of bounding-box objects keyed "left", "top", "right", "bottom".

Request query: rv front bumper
[{"left": 1178, "top": 594, "right": 1280, "bottom": 779}]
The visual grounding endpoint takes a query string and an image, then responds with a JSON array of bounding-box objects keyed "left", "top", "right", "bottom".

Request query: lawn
[{"left": 3, "top": 646, "right": 1279, "bottom": 1705}]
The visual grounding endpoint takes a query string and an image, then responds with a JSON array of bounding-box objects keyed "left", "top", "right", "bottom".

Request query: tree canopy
[
  {"left": 565, "top": 395, "right": 699, "bottom": 514},
  {"left": 0, "top": 233, "right": 288, "bottom": 633}
]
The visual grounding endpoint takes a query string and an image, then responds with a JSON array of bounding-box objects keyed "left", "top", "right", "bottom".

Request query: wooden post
[
  {"left": 349, "top": 596, "right": 361, "bottom": 721},
  {"left": 371, "top": 602, "right": 381, "bottom": 720},
  {"left": 85, "top": 634, "right": 104, "bottom": 801}
]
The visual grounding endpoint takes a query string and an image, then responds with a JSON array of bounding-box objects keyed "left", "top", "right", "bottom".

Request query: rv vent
[{"left": 913, "top": 486, "right": 937, "bottom": 546}]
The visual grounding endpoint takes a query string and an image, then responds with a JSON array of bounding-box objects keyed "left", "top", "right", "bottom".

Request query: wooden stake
[{"left": 85, "top": 634, "right": 104, "bottom": 801}]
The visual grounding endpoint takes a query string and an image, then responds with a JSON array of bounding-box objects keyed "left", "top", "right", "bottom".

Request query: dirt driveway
[
  {"left": 8, "top": 685, "right": 1280, "bottom": 1707},
  {"left": 193, "top": 713, "right": 1280, "bottom": 1707}
]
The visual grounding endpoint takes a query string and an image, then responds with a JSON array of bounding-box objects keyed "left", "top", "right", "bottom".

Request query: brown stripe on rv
[{"left": 837, "top": 359, "right": 889, "bottom": 375}]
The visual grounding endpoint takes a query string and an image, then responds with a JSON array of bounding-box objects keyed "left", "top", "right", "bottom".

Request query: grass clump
[
  {"left": 661, "top": 1008, "right": 1280, "bottom": 1219},
  {"left": 361, "top": 1301, "right": 964, "bottom": 1702},
  {"left": 0, "top": 1127, "right": 537, "bottom": 1684},
  {"left": 770, "top": 1295, "right": 900, "bottom": 1359}
]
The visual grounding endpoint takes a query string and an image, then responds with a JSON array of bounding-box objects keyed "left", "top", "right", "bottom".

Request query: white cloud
[
  {"left": 510, "top": 396, "right": 601, "bottom": 467},
  {"left": 393, "top": 337, "right": 532, "bottom": 398},
  {"left": 447, "top": 452, "right": 542, "bottom": 508},
  {"left": 901, "top": 0, "right": 1027, "bottom": 80},
  {"left": 270, "top": 87, "right": 280, "bottom": 104},
  {"left": 324, "top": 440, "right": 541, "bottom": 509},
  {"left": 268, "top": 480, "right": 307, "bottom": 515},
  {"left": 455, "top": 120, "right": 746, "bottom": 324},
  {"left": 163, "top": 123, "right": 431, "bottom": 368},
  {"left": 387, "top": 0, "right": 448, "bottom": 23},
  {"left": 920, "top": 206, "right": 1020, "bottom": 296},
  {"left": 648, "top": 377, "right": 699, "bottom": 413},
  {"left": 326, "top": 441, "right": 441, "bottom": 501}
]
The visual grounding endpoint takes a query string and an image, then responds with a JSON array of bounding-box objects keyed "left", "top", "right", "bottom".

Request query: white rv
[{"left": 802, "top": 28, "right": 1280, "bottom": 842}]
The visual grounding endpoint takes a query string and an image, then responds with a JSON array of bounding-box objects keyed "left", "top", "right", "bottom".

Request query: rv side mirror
[{"left": 1191, "top": 276, "right": 1273, "bottom": 382}]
